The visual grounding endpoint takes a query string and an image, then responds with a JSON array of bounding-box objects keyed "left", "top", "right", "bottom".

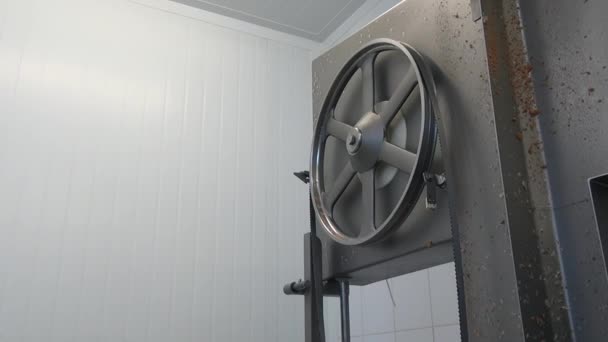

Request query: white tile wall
[
  {"left": 395, "top": 328, "right": 434, "bottom": 342},
  {"left": 362, "top": 279, "right": 395, "bottom": 335},
  {"left": 325, "top": 296, "right": 342, "bottom": 342},
  {"left": 350, "top": 285, "right": 364, "bottom": 337},
  {"left": 434, "top": 325, "right": 461, "bottom": 342},
  {"left": 331, "top": 262, "right": 461, "bottom": 342},
  {"left": 391, "top": 269, "right": 432, "bottom": 331},
  {"left": 363, "top": 332, "right": 396, "bottom": 342},
  {"left": 429, "top": 263, "right": 461, "bottom": 326}
]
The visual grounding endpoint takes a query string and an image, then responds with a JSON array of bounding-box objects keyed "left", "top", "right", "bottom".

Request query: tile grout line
[
  {"left": 359, "top": 330, "right": 400, "bottom": 338},
  {"left": 389, "top": 279, "right": 397, "bottom": 342},
  {"left": 395, "top": 323, "right": 462, "bottom": 332},
  {"left": 358, "top": 286, "right": 364, "bottom": 340},
  {"left": 426, "top": 270, "right": 435, "bottom": 342},
  {"left": 353, "top": 323, "right": 462, "bottom": 339}
]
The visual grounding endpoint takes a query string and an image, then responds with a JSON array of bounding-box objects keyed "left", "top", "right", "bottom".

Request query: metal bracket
[
  {"left": 284, "top": 275, "right": 352, "bottom": 342},
  {"left": 283, "top": 279, "right": 311, "bottom": 295},
  {"left": 294, "top": 170, "right": 310, "bottom": 184},
  {"left": 423, "top": 172, "right": 446, "bottom": 210},
  {"left": 589, "top": 174, "right": 608, "bottom": 275},
  {"left": 471, "top": 0, "right": 482, "bottom": 22},
  {"left": 283, "top": 279, "right": 341, "bottom": 297}
]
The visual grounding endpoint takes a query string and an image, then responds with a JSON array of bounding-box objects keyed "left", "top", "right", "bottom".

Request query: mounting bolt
[
  {"left": 346, "top": 128, "right": 362, "bottom": 155},
  {"left": 436, "top": 173, "right": 447, "bottom": 188}
]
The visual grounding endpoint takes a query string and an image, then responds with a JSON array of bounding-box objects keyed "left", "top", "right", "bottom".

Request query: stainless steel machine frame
[{"left": 287, "top": 0, "right": 607, "bottom": 340}]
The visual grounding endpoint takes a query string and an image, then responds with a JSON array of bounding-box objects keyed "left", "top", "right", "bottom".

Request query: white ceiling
[{"left": 171, "top": 0, "right": 368, "bottom": 41}]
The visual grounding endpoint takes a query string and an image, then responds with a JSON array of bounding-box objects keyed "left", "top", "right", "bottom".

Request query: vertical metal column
[
  {"left": 338, "top": 280, "right": 350, "bottom": 342},
  {"left": 304, "top": 232, "right": 325, "bottom": 342}
]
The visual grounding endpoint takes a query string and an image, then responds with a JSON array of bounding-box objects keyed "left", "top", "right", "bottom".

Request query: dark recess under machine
[{"left": 284, "top": 0, "right": 608, "bottom": 341}]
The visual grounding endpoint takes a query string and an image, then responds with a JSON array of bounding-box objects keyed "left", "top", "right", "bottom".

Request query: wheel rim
[{"left": 311, "top": 39, "right": 437, "bottom": 246}]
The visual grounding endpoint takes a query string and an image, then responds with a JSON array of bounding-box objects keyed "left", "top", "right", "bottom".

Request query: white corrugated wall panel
[{"left": 0, "top": 0, "right": 312, "bottom": 341}]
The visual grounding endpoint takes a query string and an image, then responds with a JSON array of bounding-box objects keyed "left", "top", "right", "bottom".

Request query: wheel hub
[{"left": 349, "top": 112, "right": 384, "bottom": 172}]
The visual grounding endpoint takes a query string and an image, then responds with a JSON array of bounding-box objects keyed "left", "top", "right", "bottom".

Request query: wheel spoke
[
  {"left": 379, "top": 141, "right": 417, "bottom": 173},
  {"left": 358, "top": 169, "right": 376, "bottom": 232},
  {"left": 379, "top": 67, "right": 418, "bottom": 126},
  {"left": 326, "top": 117, "right": 352, "bottom": 142},
  {"left": 361, "top": 56, "right": 375, "bottom": 113},
  {"left": 324, "top": 161, "right": 356, "bottom": 213}
]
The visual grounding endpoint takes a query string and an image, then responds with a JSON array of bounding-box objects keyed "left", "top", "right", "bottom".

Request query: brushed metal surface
[{"left": 314, "top": 0, "right": 608, "bottom": 340}]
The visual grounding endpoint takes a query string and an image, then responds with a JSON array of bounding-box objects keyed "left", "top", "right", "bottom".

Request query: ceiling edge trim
[
  {"left": 129, "top": 0, "right": 321, "bottom": 50},
  {"left": 312, "top": 0, "right": 403, "bottom": 59},
  {"left": 175, "top": 0, "right": 323, "bottom": 36},
  {"left": 165, "top": 0, "right": 367, "bottom": 42},
  {"left": 314, "top": 0, "right": 367, "bottom": 40},
  {"left": 168, "top": 0, "right": 324, "bottom": 40}
]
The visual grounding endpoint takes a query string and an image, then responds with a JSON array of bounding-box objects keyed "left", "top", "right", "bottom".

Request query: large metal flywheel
[{"left": 311, "top": 39, "right": 438, "bottom": 246}]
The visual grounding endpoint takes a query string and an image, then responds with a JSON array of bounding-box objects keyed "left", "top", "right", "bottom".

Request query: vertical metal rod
[
  {"left": 338, "top": 279, "right": 350, "bottom": 342},
  {"left": 304, "top": 232, "right": 325, "bottom": 342}
]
